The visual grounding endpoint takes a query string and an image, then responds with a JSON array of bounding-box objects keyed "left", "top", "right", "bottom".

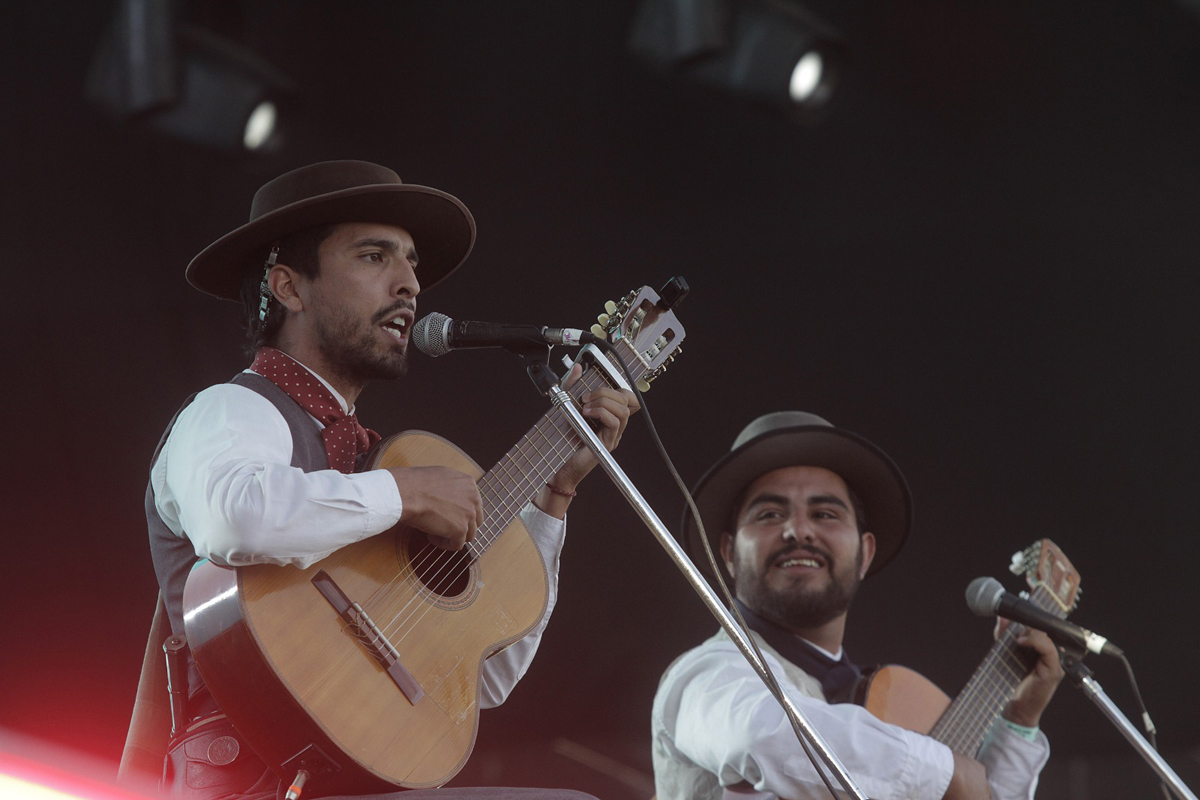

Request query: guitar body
[
  {"left": 860, "top": 665, "right": 950, "bottom": 735},
  {"left": 184, "top": 431, "right": 550, "bottom": 791}
]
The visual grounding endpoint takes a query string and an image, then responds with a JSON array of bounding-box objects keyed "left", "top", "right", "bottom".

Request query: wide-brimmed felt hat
[
  {"left": 682, "top": 411, "right": 912, "bottom": 582},
  {"left": 186, "top": 160, "right": 476, "bottom": 301}
]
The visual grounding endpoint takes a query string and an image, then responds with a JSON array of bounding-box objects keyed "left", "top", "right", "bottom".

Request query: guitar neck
[
  {"left": 928, "top": 584, "right": 1058, "bottom": 755},
  {"left": 471, "top": 347, "right": 631, "bottom": 554}
]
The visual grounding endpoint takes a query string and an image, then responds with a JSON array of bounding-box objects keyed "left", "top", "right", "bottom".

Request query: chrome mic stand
[{"left": 1061, "top": 654, "right": 1197, "bottom": 800}]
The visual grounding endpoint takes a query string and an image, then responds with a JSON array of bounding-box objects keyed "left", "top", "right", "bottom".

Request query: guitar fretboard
[
  {"left": 467, "top": 344, "right": 635, "bottom": 556},
  {"left": 929, "top": 584, "right": 1060, "bottom": 755}
]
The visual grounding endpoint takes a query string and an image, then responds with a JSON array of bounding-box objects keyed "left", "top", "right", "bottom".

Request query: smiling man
[
  {"left": 146, "top": 161, "right": 635, "bottom": 799},
  {"left": 651, "top": 411, "right": 1063, "bottom": 800}
]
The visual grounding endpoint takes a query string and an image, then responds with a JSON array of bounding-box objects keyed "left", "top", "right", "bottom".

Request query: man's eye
[
  {"left": 813, "top": 509, "right": 838, "bottom": 520},
  {"left": 756, "top": 509, "right": 783, "bottom": 521},
  {"left": 364, "top": 252, "right": 384, "bottom": 262}
]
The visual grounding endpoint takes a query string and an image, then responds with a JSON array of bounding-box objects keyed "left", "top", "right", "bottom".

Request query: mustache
[
  {"left": 372, "top": 300, "right": 415, "bottom": 325},
  {"left": 767, "top": 543, "right": 832, "bottom": 570}
]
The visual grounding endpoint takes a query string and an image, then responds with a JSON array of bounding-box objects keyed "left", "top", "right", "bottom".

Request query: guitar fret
[
  {"left": 930, "top": 585, "right": 1056, "bottom": 754},
  {"left": 464, "top": 373, "right": 604, "bottom": 554}
]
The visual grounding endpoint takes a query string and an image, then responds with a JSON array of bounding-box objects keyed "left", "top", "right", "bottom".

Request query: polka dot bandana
[{"left": 250, "top": 347, "right": 381, "bottom": 474}]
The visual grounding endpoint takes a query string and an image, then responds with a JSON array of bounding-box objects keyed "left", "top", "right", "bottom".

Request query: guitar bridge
[{"left": 311, "top": 570, "right": 425, "bottom": 705}]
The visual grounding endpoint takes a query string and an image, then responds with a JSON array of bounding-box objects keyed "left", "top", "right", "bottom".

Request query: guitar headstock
[
  {"left": 1009, "top": 539, "right": 1081, "bottom": 615},
  {"left": 588, "top": 279, "right": 688, "bottom": 391}
]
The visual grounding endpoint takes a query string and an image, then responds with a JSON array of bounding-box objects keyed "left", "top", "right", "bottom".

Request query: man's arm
[
  {"left": 156, "top": 384, "right": 403, "bottom": 567},
  {"left": 655, "top": 642, "right": 957, "bottom": 800}
]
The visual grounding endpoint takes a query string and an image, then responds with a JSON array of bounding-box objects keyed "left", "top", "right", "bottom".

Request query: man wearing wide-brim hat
[
  {"left": 651, "top": 411, "right": 1063, "bottom": 800},
  {"left": 143, "top": 160, "right": 636, "bottom": 799}
]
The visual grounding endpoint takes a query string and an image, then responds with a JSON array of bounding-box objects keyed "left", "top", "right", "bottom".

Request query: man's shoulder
[
  {"left": 171, "top": 376, "right": 288, "bottom": 433},
  {"left": 658, "top": 630, "right": 744, "bottom": 685}
]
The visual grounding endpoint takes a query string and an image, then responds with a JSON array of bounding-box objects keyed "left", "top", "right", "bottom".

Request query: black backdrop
[{"left": 3, "top": 1, "right": 1200, "bottom": 797}]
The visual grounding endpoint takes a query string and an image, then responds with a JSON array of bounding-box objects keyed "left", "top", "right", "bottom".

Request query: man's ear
[
  {"left": 719, "top": 531, "right": 735, "bottom": 578},
  {"left": 268, "top": 264, "right": 306, "bottom": 313},
  {"left": 859, "top": 532, "right": 877, "bottom": 579}
]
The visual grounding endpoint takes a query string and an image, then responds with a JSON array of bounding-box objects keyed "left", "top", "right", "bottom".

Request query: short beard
[
  {"left": 736, "top": 543, "right": 864, "bottom": 631},
  {"left": 312, "top": 300, "right": 409, "bottom": 386}
]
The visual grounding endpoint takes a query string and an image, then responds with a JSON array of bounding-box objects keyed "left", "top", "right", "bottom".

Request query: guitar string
[
  {"left": 358, "top": 375, "right": 595, "bottom": 619},
  {"left": 372, "top": 405, "right": 581, "bottom": 635},
  {"left": 370, "top": 366, "right": 607, "bottom": 642},
  {"left": 383, "top": 403, "right": 586, "bottom": 645},
  {"left": 368, "top": 415, "right": 569, "bottom": 638},
  {"left": 940, "top": 622, "right": 1029, "bottom": 752},
  {"left": 933, "top": 585, "right": 1055, "bottom": 753},
  {"left": 935, "top": 584, "right": 1048, "bottom": 748},
  {"left": 351, "top": 410, "right": 561, "bottom": 623},
  {"left": 378, "top": 392, "right": 592, "bottom": 644},
  {"left": 937, "top": 611, "right": 1024, "bottom": 750}
]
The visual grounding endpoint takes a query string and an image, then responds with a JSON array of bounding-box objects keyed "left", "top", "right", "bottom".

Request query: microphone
[
  {"left": 412, "top": 312, "right": 596, "bottom": 357},
  {"left": 966, "top": 576, "right": 1123, "bottom": 658}
]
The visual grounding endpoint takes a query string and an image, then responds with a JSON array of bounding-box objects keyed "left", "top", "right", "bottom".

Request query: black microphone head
[
  {"left": 966, "top": 576, "right": 1005, "bottom": 617},
  {"left": 412, "top": 312, "right": 452, "bottom": 357}
]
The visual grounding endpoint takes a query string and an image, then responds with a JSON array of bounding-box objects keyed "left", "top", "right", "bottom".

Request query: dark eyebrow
[
  {"left": 743, "top": 493, "right": 791, "bottom": 515},
  {"left": 806, "top": 493, "right": 850, "bottom": 512},
  {"left": 352, "top": 237, "right": 419, "bottom": 265}
]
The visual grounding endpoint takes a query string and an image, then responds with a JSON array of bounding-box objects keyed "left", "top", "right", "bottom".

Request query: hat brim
[
  {"left": 682, "top": 425, "right": 912, "bottom": 583},
  {"left": 186, "top": 183, "right": 476, "bottom": 301}
]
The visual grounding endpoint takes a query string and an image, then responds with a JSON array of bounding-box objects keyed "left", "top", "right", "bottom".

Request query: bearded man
[
  {"left": 651, "top": 412, "right": 1063, "bottom": 800},
  {"left": 144, "top": 160, "right": 636, "bottom": 799}
]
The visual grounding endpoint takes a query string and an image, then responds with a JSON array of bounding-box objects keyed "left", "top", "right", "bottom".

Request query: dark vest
[{"left": 145, "top": 371, "right": 328, "bottom": 706}]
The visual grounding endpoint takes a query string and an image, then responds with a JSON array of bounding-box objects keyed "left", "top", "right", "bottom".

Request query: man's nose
[{"left": 395, "top": 262, "right": 420, "bottom": 297}]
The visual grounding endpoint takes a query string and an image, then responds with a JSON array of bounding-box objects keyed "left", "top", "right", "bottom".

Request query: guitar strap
[{"left": 732, "top": 599, "right": 865, "bottom": 705}]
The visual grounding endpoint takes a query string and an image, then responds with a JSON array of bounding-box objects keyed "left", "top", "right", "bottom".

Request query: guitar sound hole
[{"left": 405, "top": 535, "right": 475, "bottom": 598}]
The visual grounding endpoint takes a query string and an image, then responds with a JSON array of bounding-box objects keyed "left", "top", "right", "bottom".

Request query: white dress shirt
[
  {"left": 151, "top": 366, "right": 567, "bottom": 708},
  {"left": 652, "top": 629, "right": 1050, "bottom": 800}
]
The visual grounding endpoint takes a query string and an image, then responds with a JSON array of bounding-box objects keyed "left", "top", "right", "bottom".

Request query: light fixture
[
  {"left": 630, "top": 0, "right": 845, "bottom": 122},
  {"left": 87, "top": 0, "right": 296, "bottom": 154}
]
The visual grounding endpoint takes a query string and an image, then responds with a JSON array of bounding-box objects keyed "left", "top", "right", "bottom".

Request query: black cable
[{"left": 1115, "top": 653, "right": 1171, "bottom": 800}]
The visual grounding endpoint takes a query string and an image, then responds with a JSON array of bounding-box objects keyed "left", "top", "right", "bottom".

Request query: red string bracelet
[{"left": 545, "top": 482, "right": 577, "bottom": 498}]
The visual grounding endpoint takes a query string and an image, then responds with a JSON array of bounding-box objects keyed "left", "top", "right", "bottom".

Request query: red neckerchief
[{"left": 249, "top": 347, "right": 380, "bottom": 474}]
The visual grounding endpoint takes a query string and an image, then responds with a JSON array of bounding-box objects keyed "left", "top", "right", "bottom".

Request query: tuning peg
[
  {"left": 636, "top": 378, "right": 651, "bottom": 392},
  {"left": 597, "top": 313, "right": 611, "bottom": 326},
  {"left": 590, "top": 324, "right": 607, "bottom": 340},
  {"left": 604, "top": 300, "right": 617, "bottom": 315}
]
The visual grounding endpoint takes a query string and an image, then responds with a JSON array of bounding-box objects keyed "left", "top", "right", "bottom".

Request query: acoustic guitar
[
  {"left": 181, "top": 284, "right": 686, "bottom": 792},
  {"left": 859, "top": 539, "right": 1081, "bottom": 755}
]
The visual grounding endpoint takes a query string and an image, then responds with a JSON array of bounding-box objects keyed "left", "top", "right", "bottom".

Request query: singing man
[{"left": 147, "top": 160, "right": 637, "bottom": 799}]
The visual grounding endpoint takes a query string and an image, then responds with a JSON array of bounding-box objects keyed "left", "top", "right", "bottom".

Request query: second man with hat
[{"left": 651, "top": 411, "right": 1064, "bottom": 800}]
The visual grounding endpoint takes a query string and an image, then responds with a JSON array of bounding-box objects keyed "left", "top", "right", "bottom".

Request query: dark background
[{"left": 3, "top": 1, "right": 1200, "bottom": 797}]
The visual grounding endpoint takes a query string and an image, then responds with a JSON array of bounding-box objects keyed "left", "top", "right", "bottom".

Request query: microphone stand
[
  {"left": 528, "top": 361, "right": 870, "bottom": 800},
  {"left": 1060, "top": 654, "right": 1197, "bottom": 800}
]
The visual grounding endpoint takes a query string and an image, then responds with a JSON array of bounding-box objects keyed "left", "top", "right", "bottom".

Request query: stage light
[
  {"left": 789, "top": 50, "right": 823, "bottom": 102},
  {"left": 630, "top": 0, "right": 845, "bottom": 122},
  {"left": 87, "top": 0, "right": 296, "bottom": 154},
  {"left": 243, "top": 100, "right": 278, "bottom": 151}
]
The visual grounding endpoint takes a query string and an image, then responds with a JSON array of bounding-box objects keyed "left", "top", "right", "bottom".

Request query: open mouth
[
  {"left": 773, "top": 549, "right": 827, "bottom": 572},
  {"left": 381, "top": 310, "right": 413, "bottom": 343}
]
